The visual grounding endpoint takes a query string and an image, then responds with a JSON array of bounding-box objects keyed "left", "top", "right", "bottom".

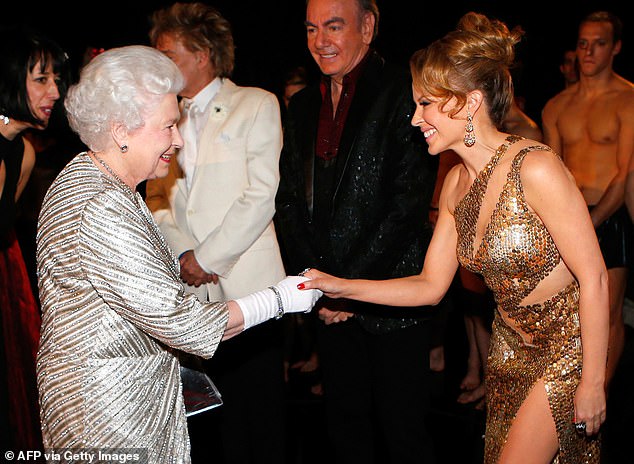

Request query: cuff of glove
[{"left": 235, "top": 287, "right": 282, "bottom": 331}]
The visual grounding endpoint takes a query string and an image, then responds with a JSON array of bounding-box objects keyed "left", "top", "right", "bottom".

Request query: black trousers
[
  {"left": 317, "top": 318, "right": 437, "bottom": 464},
  {"left": 191, "top": 320, "right": 287, "bottom": 464}
]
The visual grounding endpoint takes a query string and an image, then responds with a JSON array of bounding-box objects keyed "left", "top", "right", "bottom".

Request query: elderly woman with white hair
[{"left": 35, "top": 45, "right": 321, "bottom": 462}]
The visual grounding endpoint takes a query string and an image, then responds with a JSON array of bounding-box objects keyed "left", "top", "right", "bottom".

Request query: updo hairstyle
[{"left": 410, "top": 12, "right": 523, "bottom": 127}]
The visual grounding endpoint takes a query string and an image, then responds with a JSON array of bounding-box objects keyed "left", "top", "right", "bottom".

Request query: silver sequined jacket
[{"left": 36, "top": 153, "right": 229, "bottom": 463}]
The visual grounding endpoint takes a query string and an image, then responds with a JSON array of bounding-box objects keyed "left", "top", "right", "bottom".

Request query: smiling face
[
  {"left": 26, "top": 59, "right": 61, "bottom": 128},
  {"left": 305, "top": 0, "right": 374, "bottom": 84},
  {"left": 411, "top": 86, "right": 465, "bottom": 155},
  {"left": 125, "top": 93, "right": 183, "bottom": 185}
]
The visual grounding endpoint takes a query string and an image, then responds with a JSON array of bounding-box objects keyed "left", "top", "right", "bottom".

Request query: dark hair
[
  {"left": 284, "top": 66, "right": 308, "bottom": 87},
  {"left": 581, "top": 11, "right": 623, "bottom": 44},
  {"left": 0, "top": 26, "right": 69, "bottom": 126},
  {"left": 149, "top": 2, "right": 235, "bottom": 78},
  {"left": 357, "top": 0, "right": 380, "bottom": 41},
  {"left": 305, "top": 0, "right": 380, "bottom": 41}
]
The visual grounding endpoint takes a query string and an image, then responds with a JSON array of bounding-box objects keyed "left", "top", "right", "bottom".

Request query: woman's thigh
[{"left": 498, "top": 378, "right": 559, "bottom": 464}]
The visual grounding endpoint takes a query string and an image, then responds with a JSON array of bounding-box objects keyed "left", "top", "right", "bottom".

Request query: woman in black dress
[{"left": 0, "top": 25, "right": 69, "bottom": 451}]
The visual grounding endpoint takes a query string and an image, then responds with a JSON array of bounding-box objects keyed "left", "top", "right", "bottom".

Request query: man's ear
[
  {"left": 613, "top": 39, "right": 622, "bottom": 56},
  {"left": 361, "top": 12, "right": 375, "bottom": 46},
  {"left": 195, "top": 49, "right": 211, "bottom": 68}
]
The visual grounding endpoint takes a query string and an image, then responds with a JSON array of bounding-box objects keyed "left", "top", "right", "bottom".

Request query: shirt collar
[{"left": 191, "top": 77, "right": 223, "bottom": 113}]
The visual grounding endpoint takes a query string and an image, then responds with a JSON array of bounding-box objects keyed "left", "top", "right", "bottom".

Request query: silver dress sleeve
[{"left": 79, "top": 189, "right": 228, "bottom": 357}]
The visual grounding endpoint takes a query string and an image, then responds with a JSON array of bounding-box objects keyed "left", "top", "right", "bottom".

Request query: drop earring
[{"left": 464, "top": 111, "right": 476, "bottom": 147}]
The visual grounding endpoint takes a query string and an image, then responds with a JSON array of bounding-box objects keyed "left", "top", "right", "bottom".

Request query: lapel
[
  {"left": 301, "top": 88, "right": 323, "bottom": 217},
  {"left": 197, "top": 78, "right": 235, "bottom": 160},
  {"left": 332, "top": 51, "right": 384, "bottom": 201},
  {"left": 189, "top": 79, "right": 236, "bottom": 197}
]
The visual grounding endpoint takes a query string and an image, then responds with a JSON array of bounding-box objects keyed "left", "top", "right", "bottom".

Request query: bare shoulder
[
  {"left": 21, "top": 136, "right": 36, "bottom": 169},
  {"left": 443, "top": 163, "right": 469, "bottom": 210},
  {"left": 444, "top": 163, "right": 466, "bottom": 189},
  {"left": 613, "top": 76, "right": 634, "bottom": 109},
  {"left": 543, "top": 85, "right": 577, "bottom": 116},
  {"left": 612, "top": 74, "right": 634, "bottom": 91},
  {"left": 518, "top": 145, "right": 574, "bottom": 189}
]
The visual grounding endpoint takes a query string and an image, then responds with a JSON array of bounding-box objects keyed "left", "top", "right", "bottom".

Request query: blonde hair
[
  {"left": 149, "top": 2, "right": 235, "bottom": 78},
  {"left": 410, "top": 12, "right": 523, "bottom": 127}
]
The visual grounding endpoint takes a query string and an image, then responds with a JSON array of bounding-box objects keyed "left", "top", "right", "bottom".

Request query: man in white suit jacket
[
  {"left": 146, "top": 78, "right": 286, "bottom": 302},
  {"left": 146, "top": 3, "right": 288, "bottom": 463}
]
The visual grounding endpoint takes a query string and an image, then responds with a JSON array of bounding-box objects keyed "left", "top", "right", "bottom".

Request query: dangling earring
[
  {"left": 120, "top": 144, "right": 128, "bottom": 153},
  {"left": 464, "top": 111, "right": 476, "bottom": 147},
  {"left": 0, "top": 114, "right": 9, "bottom": 125}
]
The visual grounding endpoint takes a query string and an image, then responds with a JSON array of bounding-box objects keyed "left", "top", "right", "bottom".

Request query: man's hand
[
  {"left": 318, "top": 307, "right": 354, "bottom": 324},
  {"left": 179, "top": 250, "right": 218, "bottom": 287},
  {"left": 318, "top": 300, "right": 354, "bottom": 325}
]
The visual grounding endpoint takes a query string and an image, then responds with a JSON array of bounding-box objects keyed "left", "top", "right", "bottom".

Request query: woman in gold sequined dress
[{"left": 300, "top": 12, "right": 609, "bottom": 464}]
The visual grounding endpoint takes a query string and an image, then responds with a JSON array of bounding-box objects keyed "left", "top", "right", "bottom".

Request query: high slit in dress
[{"left": 454, "top": 135, "right": 601, "bottom": 463}]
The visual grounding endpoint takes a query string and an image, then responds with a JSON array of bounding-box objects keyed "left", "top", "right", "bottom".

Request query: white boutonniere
[{"left": 211, "top": 104, "right": 228, "bottom": 120}]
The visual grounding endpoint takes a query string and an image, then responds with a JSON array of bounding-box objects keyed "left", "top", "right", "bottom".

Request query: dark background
[
  {"left": 6, "top": 0, "right": 634, "bottom": 126},
  {"left": 4, "top": 4, "right": 634, "bottom": 462}
]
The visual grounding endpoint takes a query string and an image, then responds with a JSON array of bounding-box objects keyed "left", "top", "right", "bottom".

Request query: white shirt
[{"left": 179, "top": 77, "right": 223, "bottom": 190}]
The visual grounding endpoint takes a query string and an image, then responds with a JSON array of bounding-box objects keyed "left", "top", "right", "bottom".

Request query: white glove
[{"left": 235, "top": 276, "right": 323, "bottom": 330}]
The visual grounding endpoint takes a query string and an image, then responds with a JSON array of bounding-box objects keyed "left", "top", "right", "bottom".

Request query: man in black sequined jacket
[{"left": 274, "top": 1, "right": 438, "bottom": 462}]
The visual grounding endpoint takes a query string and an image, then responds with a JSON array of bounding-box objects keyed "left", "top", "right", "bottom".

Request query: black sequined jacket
[{"left": 275, "top": 51, "right": 438, "bottom": 333}]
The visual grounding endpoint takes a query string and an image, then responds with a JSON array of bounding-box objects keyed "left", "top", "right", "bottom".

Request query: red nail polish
[{"left": 297, "top": 283, "right": 305, "bottom": 289}]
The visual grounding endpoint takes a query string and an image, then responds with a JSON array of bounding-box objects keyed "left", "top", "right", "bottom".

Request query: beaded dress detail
[
  {"left": 454, "top": 135, "right": 600, "bottom": 463},
  {"left": 36, "top": 153, "right": 229, "bottom": 463}
]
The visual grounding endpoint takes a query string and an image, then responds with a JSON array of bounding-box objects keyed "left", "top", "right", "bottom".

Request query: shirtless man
[{"left": 542, "top": 11, "right": 634, "bottom": 384}]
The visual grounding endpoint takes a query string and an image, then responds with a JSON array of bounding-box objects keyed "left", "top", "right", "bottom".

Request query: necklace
[
  {"left": 91, "top": 152, "right": 180, "bottom": 280},
  {"left": 93, "top": 153, "right": 136, "bottom": 199}
]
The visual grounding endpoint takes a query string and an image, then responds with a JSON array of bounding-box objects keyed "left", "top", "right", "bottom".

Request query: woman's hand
[
  {"left": 573, "top": 378, "right": 606, "bottom": 436},
  {"left": 298, "top": 269, "right": 347, "bottom": 299}
]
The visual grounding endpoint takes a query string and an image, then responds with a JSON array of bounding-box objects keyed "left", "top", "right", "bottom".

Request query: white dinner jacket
[{"left": 146, "top": 79, "right": 286, "bottom": 301}]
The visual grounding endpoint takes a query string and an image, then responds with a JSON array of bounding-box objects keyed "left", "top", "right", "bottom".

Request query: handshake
[{"left": 235, "top": 275, "right": 323, "bottom": 330}]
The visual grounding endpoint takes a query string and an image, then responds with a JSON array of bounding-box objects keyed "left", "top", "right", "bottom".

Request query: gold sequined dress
[
  {"left": 36, "top": 153, "right": 229, "bottom": 463},
  {"left": 454, "top": 136, "right": 600, "bottom": 463}
]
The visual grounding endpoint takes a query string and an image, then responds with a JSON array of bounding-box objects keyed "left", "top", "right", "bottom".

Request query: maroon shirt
[{"left": 315, "top": 51, "right": 370, "bottom": 162}]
